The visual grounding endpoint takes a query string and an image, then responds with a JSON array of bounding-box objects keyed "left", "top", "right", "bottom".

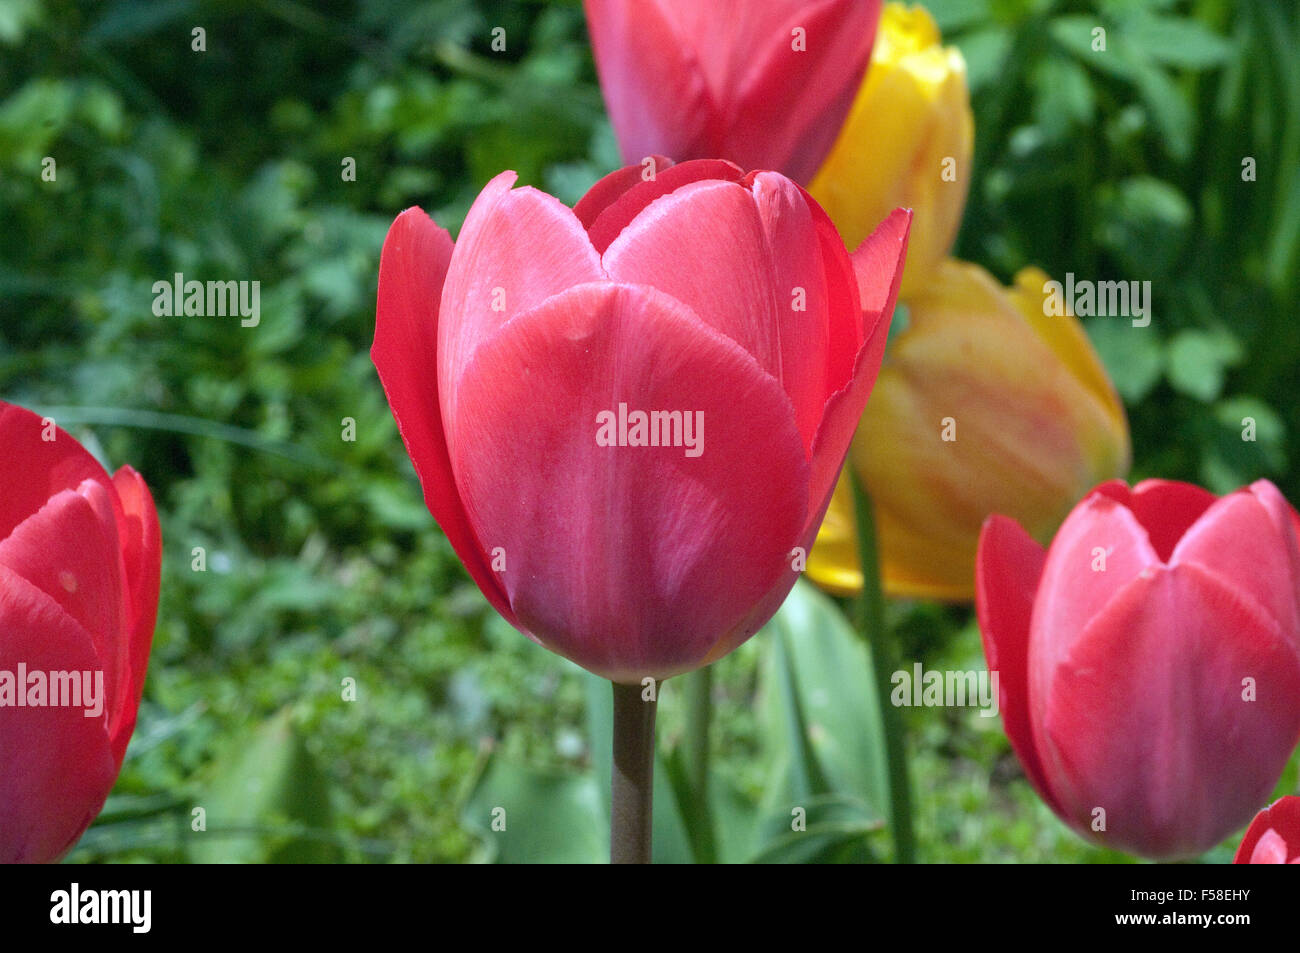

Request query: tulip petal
[
  {"left": 583, "top": 0, "right": 721, "bottom": 169},
  {"left": 603, "top": 174, "right": 834, "bottom": 455},
  {"left": 851, "top": 208, "right": 912, "bottom": 335},
  {"left": 721, "top": 0, "right": 880, "bottom": 183},
  {"left": 1040, "top": 563, "right": 1300, "bottom": 858},
  {"left": 639, "top": 1, "right": 788, "bottom": 105},
  {"left": 1030, "top": 491, "right": 1158, "bottom": 682},
  {"left": 0, "top": 481, "right": 129, "bottom": 745},
  {"left": 804, "top": 209, "right": 909, "bottom": 526},
  {"left": 372, "top": 206, "right": 516, "bottom": 626},
  {"left": 747, "top": 172, "right": 835, "bottom": 441},
  {"left": 437, "top": 171, "right": 604, "bottom": 441},
  {"left": 0, "top": 403, "right": 112, "bottom": 542},
  {"left": 585, "top": 158, "right": 745, "bottom": 255},
  {"left": 1013, "top": 267, "right": 1127, "bottom": 436},
  {"left": 452, "top": 281, "right": 809, "bottom": 682},
  {"left": 586, "top": 0, "right": 878, "bottom": 181},
  {"left": 1094, "top": 478, "right": 1217, "bottom": 561},
  {"left": 708, "top": 195, "right": 901, "bottom": 657},
  {"left": 572, "top": 155, "right": 675, "bottom": 231},
  {"left": 1250, "top": 829, "right": 1289, "bottom": 863},
  {"left": 974, "top": 515, "right": 1062, "bottom": 814},
  {"left": 702, "top": 452, "right": 851, "bottom": 668},
  {"left": 0, "top": 565, "right": 117, "bottom": 864},
  {"left": 1235, "top": 797, "right": 1300, "bottom": 863},
  {"left": 108, "top": 466, "right": 161, "bottom": 765},
  {"left": 1250, "top": 478, "right": 1300, "bottom": 546},
  {"left": 1172, "top": 483, "right": 1300, "bottom": 643},
  {"left": 1244, "top": 479, "right": 1300, "bottom": 632},
  {"left": 805, "top": 188, "right": 868, "bottom": 392}
]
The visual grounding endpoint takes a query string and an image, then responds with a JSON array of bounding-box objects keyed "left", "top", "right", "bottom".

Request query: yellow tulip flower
[
  {"left": 807, "top": 260, "right": 1132, "bottom": 601},
  {"left": 810, "top": 3, "right": 973, "bottom": 299}
]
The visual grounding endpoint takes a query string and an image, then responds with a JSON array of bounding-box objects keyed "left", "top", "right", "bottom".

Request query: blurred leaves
[
  {"left": 1085, "top": 318, "right": 1162, "bottom": 404},
  {"left": 1165, "top": 328, "right": 1242, "bottom": 403},
  {"left": 461, "top": 755, "right": 606, "bottom": 864},
  {"left": 1093, "top": 176, "right": 1191, "bottom": 277},
  {"left": 189, "top": 708, "right": 341, "bottom": 863}
]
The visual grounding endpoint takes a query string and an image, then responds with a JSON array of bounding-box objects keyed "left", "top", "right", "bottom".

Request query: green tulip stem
[
  {"left": 611, "top": 679, "right": 658, "bottom": 864},
  {"left": 849, "top": 468, "right": 917, "bottom": 864}
]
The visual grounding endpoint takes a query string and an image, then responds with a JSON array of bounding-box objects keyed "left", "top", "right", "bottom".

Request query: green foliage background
[{"left": 0, "top": 0, "right": 1295, "bottom": 862}]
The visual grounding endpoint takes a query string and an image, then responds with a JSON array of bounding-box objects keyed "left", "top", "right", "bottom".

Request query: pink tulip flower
[
  {"left": 0, "top": 401, "right": 161, "bottom": 863},
  {"left": 583, "top": 0, "right": 882, "bottom": 185},
  {"left": 372, "top": 158, "right": 909, "bottom": 683},
  {"left": 976, "top": 478, "right": 1300, "bottom": 859},
  {"left": 1234, "top": 796, "right": 1300, "bottom": 863}
]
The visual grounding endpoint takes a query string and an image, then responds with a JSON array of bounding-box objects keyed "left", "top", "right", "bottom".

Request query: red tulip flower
[
  {"left": 583, "top": 0, "right": 881, "bottom": 185},
  {"left": 976, "top": 478, "right": 1300, "bottom": 859},
  {"left": 0, "top": 402, "right": 161, "bottom": 863},
  {"left": 372, "top": 159, "right": 909, "bottom": 684},
  {"left": 1234, "top": 796, "right": 1300, "bottom": 863}
]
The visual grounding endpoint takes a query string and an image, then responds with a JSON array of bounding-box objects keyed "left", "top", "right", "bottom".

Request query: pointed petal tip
[{"left": 849, "top": 208, "right": 912, "bottom": 317}]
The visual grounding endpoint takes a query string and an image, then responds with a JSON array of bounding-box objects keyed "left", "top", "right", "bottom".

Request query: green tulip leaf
[
  {"left": 757, "top": 580, "right": 888, "bottom": 830},
  {"left": 461, "top": 754, "right": 606, "bottom": 864},
  {"left": 189, "top": 707, "right": 340, "bottom": 863},
  {"left": 747, "top": 793, "right": 886, "bottom": 864},
  {"left": 707, "top": 772, "right": 764, "bottom": 865}
]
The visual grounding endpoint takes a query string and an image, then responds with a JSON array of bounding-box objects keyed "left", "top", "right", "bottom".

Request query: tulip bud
[
  {"left": 1234, "top": 797, "right": 1300, "bottom": 863},
  {"left": 0, "top": 401, "right": 161, "bottom": 863},
  {"left": 372, "top": 159, "right": 909, "bottom": 683},
  {"left": 978, "top": 479, "right": 1300, "bottom": 860},
  {"left": 583, "top": 0, "right": 881, "bottom": 185},
  {"left": 807, "top": 260, "right": 1130, "bottom": 600},
  {"left": 810, "top": 2, "right": 973, "bottom": 298}
]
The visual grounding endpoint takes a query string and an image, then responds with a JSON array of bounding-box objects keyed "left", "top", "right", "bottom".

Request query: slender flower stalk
[
  {"left": 850, "top": 467, "right": 915, "bottom": 863},
  {"left": 611, "top": 681, "right": 658, "bottom": 864}
]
